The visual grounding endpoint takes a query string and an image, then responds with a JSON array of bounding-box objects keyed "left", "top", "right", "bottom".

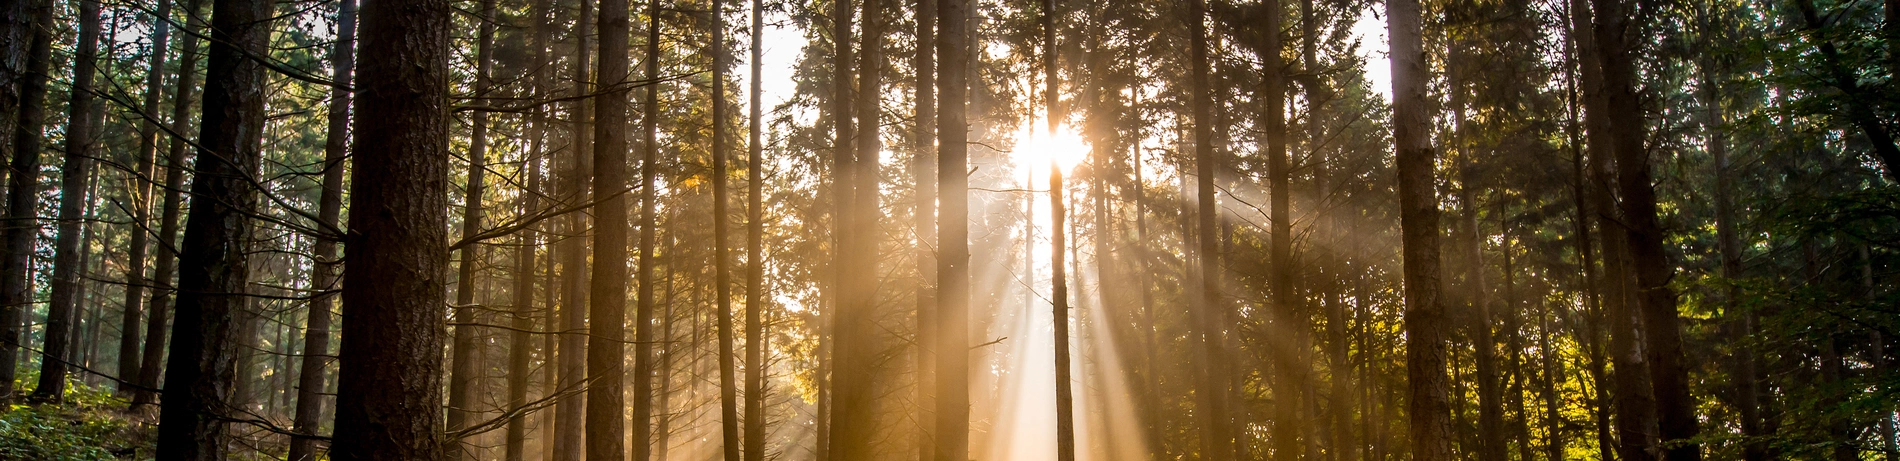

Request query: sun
[{"left": 1009, "top": 116, "right": 1091, "bottom": 175}]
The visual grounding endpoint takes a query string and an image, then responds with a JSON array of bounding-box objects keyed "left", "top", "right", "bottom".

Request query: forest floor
[{"left": 0, "top": 375, "right": 150, "bottom": 460}]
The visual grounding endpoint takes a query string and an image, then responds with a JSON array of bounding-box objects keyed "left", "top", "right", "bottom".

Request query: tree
[
  {"left": 631, "top": 0, "right": 664, "bottom": 458},
  {"left": 588, "top": 0, "right": 632, "bottom": 455},
  {"left": 1388, "top": 0, "right": 1454, "bottom": 456},
  {"left": 328, "top": 0, "right": 451, "bottom": 455},
  {"left": 710, "top": 0, "right": 742, "bottom": 458},
  {"left": 287, "top": 0, "right": 353, "bottom": 458},
  {"left": 133, "top": 0, "right": 206, "bottom": 411},
  {"left": 1041, "top": 0, "right": 1077, "bottom": 459},
  {"left": 153, "top": 0, "right": 273, "bottom": 453},
  {"left": 1187, "top": 1, "right": 1237, "bottom": 458},
  {"left": 933, "top": 0, "right": 971, "bottom": 459},
  {"left": 0, "top": 0, "right": 52, "bottom": 401},
  {"left": 31, "top": 0, "right": 102, "bottom": 403},
  {"left": 743, "top": 0, "right": 769, "bottom": 458},
  {"left": 118, "top": 0, "right": 177, "bottom": 394},
  {"left": 447, "top": 0, "right": 499, "bottom": 445}
]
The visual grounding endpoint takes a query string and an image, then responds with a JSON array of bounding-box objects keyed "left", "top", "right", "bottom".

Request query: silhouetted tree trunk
[
  {"left": 588, "top": 0, "right": 630, "bottom": 455},
  {"left": 0, "top": 0, "right": 52, "bottom": 402},
  {"left": 631, "top": 0, "right": 662, "bottom": 457},
  {"left": 1187, "top": 1, "right": 1236, "bottom": 458},
  {"left": 328, "top": 0, "right": 450, "bottom": 455},
  {"left": 743, "top": 0, "right": 768, "bottom": 458},
  {"left": 31, "top": 0, "right": 103, "bottom": 403},
  {"left": 447, "top": 0, "right": 498, "bottom": 446},
  {"left": 119, "top": 0, "right": 175, "bottom": 394},
  {"left": 554, "top": 0, "right": 594, "bottom": 457},
  {"left": 506, "top": 4, "right": 549, "bottom": 460},
  {"left": 817, "top": 0, "right": 856, "bottom": 455},
  {"left": 287, "top": 1, "right": 352, "bottom": 458},
  {"left": 911, "top": 0, "right": 937, "bottom": 458},
  {"left": 1591, "top": 0, "right": 1702, "bottom": 456},
  {"left": 133, "top": 0, "right": 204, "bottom": 410},
  {"left": 933, "top": 0, "right": 971, "bottom": 458},
  {"left": 830, "top": 0, "right": 883, "bottom": 455},
  {"left": 1463, "top": 166, "right": 1503, "bottom": 461},
  {"left": 1389, "top": 0, "right": 1453, "bottom": 454},
  {"left": 1040, "top": 0, "right": 1077, "bottom": 458},
  {"left": 152, "top": 0, "right": 272, "bottom": 452},
  {"left": 710, "top": 1, "right": 742, "bottom": 459}
]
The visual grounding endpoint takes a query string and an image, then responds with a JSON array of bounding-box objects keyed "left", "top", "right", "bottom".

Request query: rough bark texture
[
  {"left": 287, "top": 0, "right": 352, "bottom": 458},
  {"left": 152, "top": 0, "right": 271, "bottom": 453},
  {"left": 911, "top": 0, "right": 937, "bottom": 458},
  {"left": 327, "top": 0, "right": 450, "bottom": 455},
  {"left": 1388, "top": 0, "right": 1454, "bottom": 455},
  {"left": 32, "top": 0, "right": 102, "bottom": 403},
  {"left": 588, "top": 0, "right": 630, "bottom": 456},
  {"left": 0, "top": 0, "right": 51, "bottom": 401},
  {"left": 1590, "top": 0, "right": 1702, "bottom": 457},
  {"left": 933, "top": 0, "right": 970, "bottom": 458}
]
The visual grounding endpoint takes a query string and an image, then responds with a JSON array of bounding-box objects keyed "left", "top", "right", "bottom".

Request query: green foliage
[{"left": 0, "top": 380, "right": 145, "bottom": 460}]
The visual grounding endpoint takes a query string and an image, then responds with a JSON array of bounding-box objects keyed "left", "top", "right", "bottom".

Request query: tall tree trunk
[
  {"left": 934, "top": 0, "right": 971, "bottom": 457},
  {"left": 1187, "top": 1, "right": 1236, "bottom": 458},
  {"left": 710, "top": 0, "right": 743, "bottom": 458},
  {"left": 0, "top": 0, "right": 51, "bottom": 402},
  {"left": 589, "top": 0, "right": 632, "bottom": 455},
  {"left": 152, "top": 0, "right": 272, "bottom": 452},
  {"left": 328, "top": 0, "right": 450, "bottom": 454},
  {"left": 743, "top": 0, "right": 768, "bottom": 457},
  {"left": 133, "top": 0, "right": 205, "bottom": 410},
  {"left": 1389, "top": 0, "right": 1454, "bottom": 454},
  {"left": 1704, "top": 54, "right": 1762, "bottom": 461},
  {"left": 447, "top": 0, "right": 498, "bottom": 445},
  {"left": 1590, "top": 0, "right": 1702, "bottom": 456},
  {"left": 31, "top": 0, "right": 103, "bottom": 403},
  {"left": 912, "top": 0, "right": 938, "bottom": 457},
  {"left": 287, "top": 0, "right": 352, "bottom": 458},
  {"left": 631, "top": 0, "right": 662, "bottom": 457},
  {"left": 1041, "top": 1, "right": 1077, "bottom": 459},
  {"left": 1260, "top": 0, "right": 1306, "bottom": 457},
  {"left": 555, "top": 0, "right": 595, "bottom": 457},
  {"left": 505, "top": 3, "right": 550, "bottom": 460},
  {"left": 832, "top": 0, "right": 884, "bottom": 455},
  {"left": 119, "top": 0, "right": 176, "bottom": 394},
  {"left": 1464, "top": 168, "right": 1503, "bottom": 461},
  {"left": 819, "top": 0, "right": 857, "bottom": 456}
]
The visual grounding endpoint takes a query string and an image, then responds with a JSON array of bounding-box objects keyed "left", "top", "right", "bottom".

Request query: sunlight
[{"left": 1008, "top": 117, "right": 1092, "bottom": 175}]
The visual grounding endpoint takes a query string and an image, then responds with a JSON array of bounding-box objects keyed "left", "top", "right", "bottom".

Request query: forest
[{"left": 0, "top": 0, "right": 1894, "bottom": 457}]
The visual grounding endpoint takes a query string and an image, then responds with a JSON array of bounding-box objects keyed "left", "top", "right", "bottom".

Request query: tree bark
[
  {"left": 831, "top": 0, "right": 883, "bottom": 455},
  {"left": 555, "top": 0, "right": 594, "bottom": 457},
  {"left": 328, "top": 0, "right": 450, "bottom": 455},
  {"left": 133, "top": 0, "right": 205, "bottom": 410},
  {"left": 31, "top": 0, "right": 103, "bottom": 403},
  {"left": 1040, "top": 1, "right": 1077, "bottom": 459},
  {"left": 933, "top": 0, "right": 970, "bottom": 458},
  {"left": 710, "top": 1, "right": 742, "bottom": 459},
  {"left": 119, "top": 0, "right": 176, "bottom": 394},
  {"left": 743, "top": 0, "right": 768, "bottom": 457},
  {"left": 152, "top": 0, "right": 272, "bottom": 452},
  {"left": 1187, "top": 1, "right": 1237, "bottom": 458},
  {"left": 287, "top": 0, "right": 352, "bottom": 458},
  {"left": 505, "top": 3, "right": 549, "bottom": 460},
  {"left": 588, "top": 0, "right": 631, "bottom": 455},
  {"left": 0, "top": 0, "right": 52, "bottom": 402},
  {"left": 631, "top": 0, "right": 662, "bottom": 457},
  {"left": 1590, "top": 0, "right": 1702, "bottom": 457},
  {"left": 1389, "top": 0, "right": 1454, "bottom": 455},
  {"left": 447, "top": 0, "right": 498, "bottom": 446},
  {"left": 912, "top": 0, "right": 938, "bottom": 457}
]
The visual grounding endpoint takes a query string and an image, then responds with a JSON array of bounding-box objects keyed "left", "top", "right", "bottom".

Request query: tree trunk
[
  {"left": 1590, "top": 0, "right": 1702, "bottom": 456},
  {"left": 555, "top": 0, "right": 593, "bottom": 457},
  {"left": 287, "top": 0, "right": 352, "bottom": 458},
  {"left": 447, "top": 0, "right": 498, "bottom": 446},
  {"left": 934, "top": 0, "right": 971, "bottom": 457},
  {"left": 1187, "top": 1, "right": 1237, "bottom": 459},
  {"left": 1040, "top": 1, "right": 1077, "bottom": 459},
  {"left": 1389, "top": 0, "right": 1454, "bottom": 454},
  {"left": 743, "top": 0, "right": 768, "bottom": 457},
  {"left": 588, "top": 0, "right": 631, "bottom": 455},
  {"left": 0, "top": 0, "right": 51, "bottom": 402},
  {"left": 1464, "top": 168, "right": 1503, "bottom": 461},
  {"left": 152, "top": 0, "right": 272, "bottom": 452},
  {"left": 709, "top": 1, "right": 742, "bottom": 459},
  {"left": 133, "top": 0, "right": 205, "bottom": 410},
  {"left": 328, "top": 0, "right": 450, "bottom": 454},
  {"left": 911, "top": 0, "right": 938, "bottom": 457},
  {"left": 1704, "top": 53, "right": 1762, "bottom": 461},
  {"left": 831, "top": 0, "right": 883, "bottom": 455},
  {"left": 505, "top": 3, "right": 549, "bottom": 460},
  {"left": 31, "top": 0, "right": 102, "bottom": 403},
  {"left": 631, "top": 0, "right": 663, "bottom": 457},
  {"left": 119, "top": 0, "right": 176, "bottom": 394}
]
